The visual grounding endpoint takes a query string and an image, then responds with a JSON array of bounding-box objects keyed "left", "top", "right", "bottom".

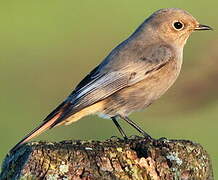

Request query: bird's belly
[{"left": 102, "top": 59, "right": 182, "bottom": 117}]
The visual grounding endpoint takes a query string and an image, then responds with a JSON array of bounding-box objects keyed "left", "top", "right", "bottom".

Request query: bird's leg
[
  {"left": 119, "top": 115, "right": 152, "bottom": 140},
  {"left": 111, "top": 117, "right": 128, "bottom": 140}
]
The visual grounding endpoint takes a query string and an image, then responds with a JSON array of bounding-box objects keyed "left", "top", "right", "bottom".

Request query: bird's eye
[{"left": 173, "top": 21, "right": 184, "bottom": 30}]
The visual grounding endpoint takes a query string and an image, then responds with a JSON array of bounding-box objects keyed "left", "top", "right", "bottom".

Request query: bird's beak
[{"left": 195, "top": 24, "right": 213, "bottom": 31}]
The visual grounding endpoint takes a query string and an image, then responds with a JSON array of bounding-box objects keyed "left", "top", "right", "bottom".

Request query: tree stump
[{"left": 0, "top": 136, "right": 213, "bottom": 180}]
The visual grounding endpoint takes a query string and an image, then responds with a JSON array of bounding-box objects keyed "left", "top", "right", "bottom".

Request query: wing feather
[{"left": 46, "top": 44, "right": 174, "bottom": 127}]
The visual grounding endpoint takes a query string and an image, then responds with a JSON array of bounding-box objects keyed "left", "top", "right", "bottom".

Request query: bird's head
[{"left": 145, "top": 8, "right": 212, "bottom": 47}]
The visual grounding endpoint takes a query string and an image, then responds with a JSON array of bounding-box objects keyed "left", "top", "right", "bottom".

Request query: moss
[{"left": 0, "top": 137, "right": 213, "bottom": 180}]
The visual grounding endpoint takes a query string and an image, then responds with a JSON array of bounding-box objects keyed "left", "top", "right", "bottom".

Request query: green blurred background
[{"left": 1, "top": 0, "right": 217, "bottom": 177}]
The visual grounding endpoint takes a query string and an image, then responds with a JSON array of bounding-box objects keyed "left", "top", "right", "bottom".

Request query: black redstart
[{"left": 11, "top": 8, "right": 212, "bottom": 152}]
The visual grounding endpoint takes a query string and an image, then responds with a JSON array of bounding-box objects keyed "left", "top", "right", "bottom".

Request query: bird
[{"left": 10, "top": 8, "right": 212, "bottom": 152}]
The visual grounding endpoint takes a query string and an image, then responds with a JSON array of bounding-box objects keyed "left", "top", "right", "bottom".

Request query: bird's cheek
[{"left": 178, "top": 32, "right": 190, "bottom": 46}]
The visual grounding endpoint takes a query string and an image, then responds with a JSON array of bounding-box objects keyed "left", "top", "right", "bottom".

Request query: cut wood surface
[{"left": 0, "top": 136, "right": 213, "bottom": 180}]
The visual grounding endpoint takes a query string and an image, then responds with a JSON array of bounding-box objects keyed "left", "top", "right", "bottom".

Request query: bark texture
[{"left": 0, "top": 136, "right": 213, "bottom": 180}]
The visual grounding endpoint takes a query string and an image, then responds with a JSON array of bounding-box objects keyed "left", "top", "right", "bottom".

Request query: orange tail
[
  {"left": 10, "top": 99, "right": 104, "bottom": 153},
  {"left": 10, "top": 112, "right": 61, "bottom": 153}
]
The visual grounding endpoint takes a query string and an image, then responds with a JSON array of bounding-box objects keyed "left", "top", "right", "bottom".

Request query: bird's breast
[
  {"left": 142, "top": 56, "right": 183, "bottom": 100},
  {"left": 99, "top": 56, "right": 183, "bottom": 117}
]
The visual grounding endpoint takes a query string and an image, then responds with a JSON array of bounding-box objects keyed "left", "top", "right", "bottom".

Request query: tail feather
[
  {"left": 10, "top": 112, "right": 61, "bottom": 153},
  {"left": 10, "top": 99, "right": 103, "bottom": 153}
]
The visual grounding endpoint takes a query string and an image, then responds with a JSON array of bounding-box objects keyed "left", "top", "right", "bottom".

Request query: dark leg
[
  {"left": 119, "top": 115, "right": 152, "bottom": 139},
  {"left": 111, "top": 117, "right": 128, "bottom": 139}
]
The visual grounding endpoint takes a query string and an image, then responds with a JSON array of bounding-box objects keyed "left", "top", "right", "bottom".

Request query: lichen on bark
[{"left": 0, "top": 136, "right": 213, "bottom": 180}]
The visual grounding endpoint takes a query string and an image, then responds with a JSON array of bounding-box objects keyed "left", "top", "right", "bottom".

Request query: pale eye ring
[{"left": 172, "top": 21, "right": 184, "bottom": 30}]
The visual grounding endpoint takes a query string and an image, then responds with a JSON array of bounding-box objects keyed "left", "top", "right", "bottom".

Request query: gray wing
[
  {"left": 48, "top": 43, "right": 174, "bottom": 127},
  {"left": 70, "top": 44, "right": 174, "bottom": 111}
]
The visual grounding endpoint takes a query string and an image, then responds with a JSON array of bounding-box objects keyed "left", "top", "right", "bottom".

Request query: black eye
[{"left": 173, "top": 21, "right": 184, "bottom": 30}]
